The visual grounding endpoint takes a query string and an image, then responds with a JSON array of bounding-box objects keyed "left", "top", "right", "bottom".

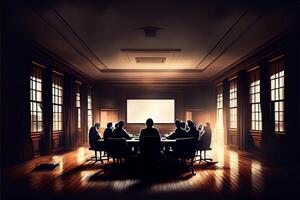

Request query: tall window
[
  {"left": 52, "top": 73, "right": 63, "bottom": 131},
  {"left": 216, "top": 85, "right": 223, "bottom": 129},
  {"left": 229, "top": 79, "right": 237, "bottom": 129},
  {"left": 30, "top": 65, "right": 43, "bottom": 133},
  {"left": 76, "top": 83, "right": 81, "bottom": 129},
  {"left": 249, "top": 69, "right": 262, "bottom": 131},
  {"left": 270, "top": 58, "right": 285, "bottom": 133},
  {"left": 87, "top": 87, "right": 93, "bottom": 129},
  {"left": 216, "top": 85, "right": 224, "bottom": 145}
]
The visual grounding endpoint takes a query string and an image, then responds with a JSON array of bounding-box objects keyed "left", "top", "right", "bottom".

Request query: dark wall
[
  {"left": 1, "top": 4, "right": 93, "bottom": 168},
  {"left": 1, "top": 5, "right": 33, "bottom": 167},
  {"left": 94, "top": 83, "right": 215, "bottom": 136},
  {"left": 213, "top": 2, "right": 300, "bottom": 164}
]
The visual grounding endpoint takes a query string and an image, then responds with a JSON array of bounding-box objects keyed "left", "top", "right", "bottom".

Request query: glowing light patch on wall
[{"left": 127, "top": 99, "right": 175, "bottom": 123}]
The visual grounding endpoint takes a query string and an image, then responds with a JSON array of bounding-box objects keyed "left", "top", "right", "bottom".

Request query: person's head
[
  {"left": 107, "top": 122, "right": 113, "bottom": 129},
  {"left": 206, "top": 122, "right": 211, "bottom": 128},
  {"left": 175, "top": 120, "right": 181, "bottom": 128},
  {"left": 180, "top": 121, "right": 186, "bottom": 129},
  {"left": 115, "top": 123, "right": 119, "bottom": 129},
  {"left": 118, "top": 121, "right": 125, "bottom": 128},
  {"left": 187, "top": 120, "right": 195, "bottom": 128},
  {"left": 146, "top": 118, "right": 154, "bottom": 127},
  {"left": 94, "top": 123, "right": 100, "bottom": 129},
  {"left": 198, "top": 123, "right": 203, "bottom": 130}
]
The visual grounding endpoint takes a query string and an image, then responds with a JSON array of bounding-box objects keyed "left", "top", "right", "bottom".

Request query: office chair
[
  {"left": 196, "top": 130, "right": 213, "bottom": 163},
  {"left": 105, "top": 138, "right": 130, "bottom": 163},
  {"left": 174, "top": 137, "right": 198, "bottom": 175},
  {"left": 139, "top": 136, "right": 162, "bottom": 166},
  {"left": 89, "top": 140, "right": 106, "bottom": 163}
]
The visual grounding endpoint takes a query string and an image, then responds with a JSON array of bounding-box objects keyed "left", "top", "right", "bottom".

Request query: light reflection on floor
[
  {"left": 251, "top": 160, "right": 264, "bottom": 193},
  {"left": 23, "top": 144, "right": 267, "bottom": 195}
]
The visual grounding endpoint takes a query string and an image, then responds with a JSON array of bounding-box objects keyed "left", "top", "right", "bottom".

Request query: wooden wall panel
[{"left": 94, "top": 83, "right": 215, "bottom": 136}]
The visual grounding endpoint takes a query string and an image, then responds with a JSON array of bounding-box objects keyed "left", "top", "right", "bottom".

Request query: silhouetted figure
[
  {"left": 88, "top": 123, "right": 101, "bottom": 149},
  {"left": 103, "top": 122, "right": 113, "bottom": 141},
  {"left": 180, "top": 121, "right": 187, "bottom": 131},
  {"left": 167, "top": 120, "right": 187, "bottom": 139},
  {"left": 200, "top": 122, "right": 212, "bottom": 147},
  {"left": 187, "top": 120, "right": 199, "bottom": 140},
  {"left": 140, "top": 118, "right": 160, "bottom": 139},
  {"left": 198, "top": 123, "right": 205, "bottom": 140},
  {"left": 139, "top": 118, "right": 162, "bottom": 168},
  {"left": 198, "top": 122, "right": 213, "bottom": 162},
  {"left": 112, "top": 121, "right": 131, "bottom": 139},
  {"left": 115, "top": 122, "right": 119, "bottom": 129}
]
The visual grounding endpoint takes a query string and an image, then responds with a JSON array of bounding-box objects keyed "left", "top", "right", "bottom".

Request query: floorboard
[{"left": 2, "top": 144, "right": 299, "bottom": 200}]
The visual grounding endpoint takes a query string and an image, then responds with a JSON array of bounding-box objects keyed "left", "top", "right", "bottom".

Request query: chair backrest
[
  {"left": 105, "top": 138, "right": 128, "bottom": 158},
  {"left": 199, "top": 130, "right": 212, "bottom": 150},
  {"left": 89, "top": 138, "right": 98, "bottom": 149},
  {"left": 175, "top": 137, "right": 198, "bottom": 159},
  {"left": 140, "top": 136, "right": 161, "bottom": 160}
]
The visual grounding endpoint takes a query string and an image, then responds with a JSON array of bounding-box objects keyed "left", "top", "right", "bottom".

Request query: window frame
[
  {"left": 52, "top": 72, "right": 64, "bottom": 132},
  {"left": 270, "top": 58, "right": 285, "bottom": 134},
  {"left": 87, "top": 87, "right": 93, "bottom": 129},
  {"left": 216, "top": 84, "right": 223, "bottom": 129},
  {"left": 76, "top": 83, "right": 81, "bottom": 129},
  {"left": 249, "top": 68, "right": 262, "bottom": 132},
  {"left": 229, "top": 79, "right": 238, "bottom": 130},
  {"left": 30, "top": 64, "right": 44, "bottom": 134}
]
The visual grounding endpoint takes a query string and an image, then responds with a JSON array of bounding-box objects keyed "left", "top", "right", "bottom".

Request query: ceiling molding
[
  {"left": 32, "top": 42, "right": 95, "bottom": 83},
  {"left": 204, "top": 14, "right": 263, "bottom": 70},
  {"left": 52, "top": 8, "right": 108, "bottom": 69},
  {"left": 32, "top": 7, "right": 106, "bottom": 73},
  {"left": 195, "top": 8, "right": 249, "bottom": 70},
  {"left": 96, "top": 78, "right": 207, "bottom": 85},
  {"left": 100, "top": 68, "right": 204, "bottom": 73},
  {"left": 209, "top": 34, "right": 284, "bottom": 84}
]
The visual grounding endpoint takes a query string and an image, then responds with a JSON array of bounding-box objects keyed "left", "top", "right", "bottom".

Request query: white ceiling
[{"left": 13, "top": 0, "right": 289, "bottom": 82}]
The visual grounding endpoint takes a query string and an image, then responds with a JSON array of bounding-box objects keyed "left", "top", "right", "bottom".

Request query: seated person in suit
[
  {"left": 187, "top": 120, "right": 200, "bottom": 140},
  {"left": 199, "top": 122, "right": 212, "bottom": 150},
  {"left": 180, "top": 121, "right": 187, "bottom": 131},
  {"left": 139, "top": 118, "right": 162, "bottom": 166},
  {"left": 140, "top": 118, "right": 160, "bottom": 139},
  {"left": 198, "top": 123, "right": 205, "bottom": 140},
  {"left": 167, "top": 120, "right": 187, "bottom": 139},
  {"left": 88, "top": 123, "right": 102, "bottom": 149},
  {"left": 103, "top": 122, "right": 113, "bottom": 141},
  {"left": 112, "top": 120, "right": 131, "bottom": 139}
]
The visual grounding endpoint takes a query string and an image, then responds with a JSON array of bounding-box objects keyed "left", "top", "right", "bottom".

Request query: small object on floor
[{"left": 34, "top": 163, "right": 59, "bottom": 170}]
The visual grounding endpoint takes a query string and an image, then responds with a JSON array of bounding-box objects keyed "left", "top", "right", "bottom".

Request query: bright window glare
[{"left": 127, "top": 99, "right": 175, "bottom": 123}]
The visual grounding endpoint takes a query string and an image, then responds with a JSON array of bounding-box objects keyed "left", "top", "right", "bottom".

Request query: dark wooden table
[{"left": 97, "top": 137, "right": 176, "bottom": 151}]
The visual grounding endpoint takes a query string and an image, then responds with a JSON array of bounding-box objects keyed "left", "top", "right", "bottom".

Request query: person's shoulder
[{"left": 140, "top": 128, "right": 147, "bottom": 135}]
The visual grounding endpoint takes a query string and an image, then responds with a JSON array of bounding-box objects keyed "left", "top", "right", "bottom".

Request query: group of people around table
[{"left": 89, "top": 118, "right": 212, "bottom": 149}]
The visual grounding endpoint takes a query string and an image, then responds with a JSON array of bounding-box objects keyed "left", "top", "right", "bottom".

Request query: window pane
[
  {"left": 30, "top": 65, "right": 43, "bottom": 133},
  {"left": 270, "top": 59, "right": 285, "bottom": 133},
  {"left": 52, "top": 73, "right": 63, "bottom": 131}
]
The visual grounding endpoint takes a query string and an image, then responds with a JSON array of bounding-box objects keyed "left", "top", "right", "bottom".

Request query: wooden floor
[{"left": 2, "top": 144, "right": 299, "bottom": 200}]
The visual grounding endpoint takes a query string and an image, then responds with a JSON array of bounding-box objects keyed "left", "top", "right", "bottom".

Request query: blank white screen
[{"left": 127, "top": 99, "right": 175, "bottom": 123}]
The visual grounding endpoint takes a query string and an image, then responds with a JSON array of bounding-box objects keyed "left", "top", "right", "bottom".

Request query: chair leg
[
  {"left": 199, "top": 151, "right": 203, "bottom": 163},
  {"left": 191, "top": 158, "right": 195, "bottom": 175},
  {"left": 90, "top": 150, "right": 98, "bottom": 162},
  {"left": 99, "top": 151, "right": 103, "bottom": 163},
  {"left": 203, "top": 150, "right": 213, "bottom": 162}
]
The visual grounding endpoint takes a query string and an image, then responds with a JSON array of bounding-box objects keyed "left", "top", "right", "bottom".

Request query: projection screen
[{"left": 127, "top": 99, "right": 175, "bottom": 123}]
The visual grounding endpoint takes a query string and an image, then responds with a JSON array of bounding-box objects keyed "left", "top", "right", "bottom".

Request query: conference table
[{"left": 97, "top": 137, "right": 177, "bottom": 151}]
